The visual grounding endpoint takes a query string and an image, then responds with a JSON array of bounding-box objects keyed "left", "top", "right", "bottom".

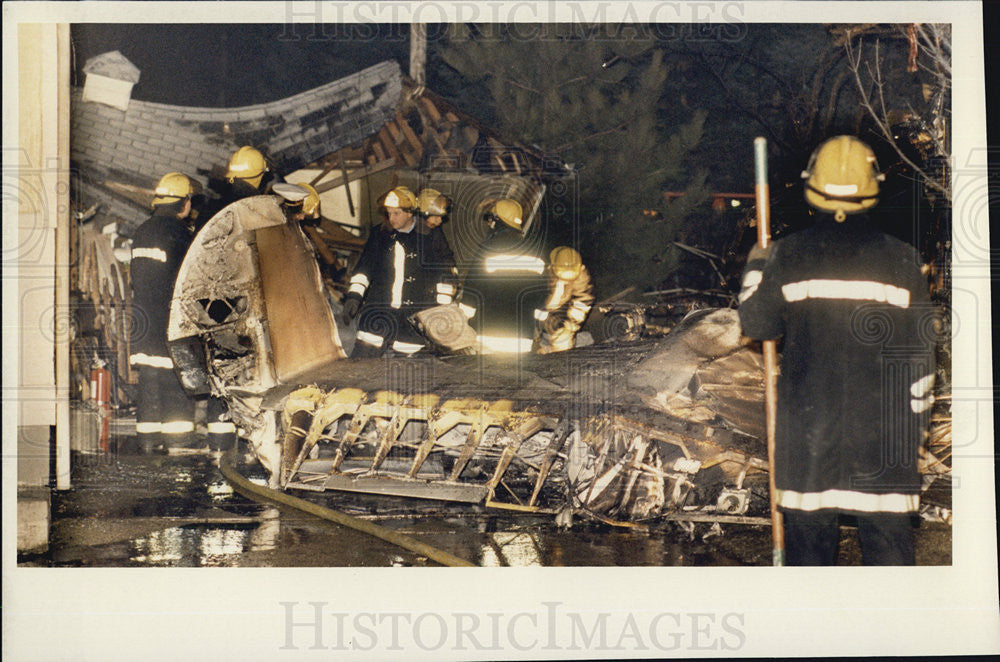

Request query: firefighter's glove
[
  {"left": 747, "top": 243, "right": 773, "bottom": 264},
  {"left": 342, "top": 297, "right": 362, "bottom": 323}
]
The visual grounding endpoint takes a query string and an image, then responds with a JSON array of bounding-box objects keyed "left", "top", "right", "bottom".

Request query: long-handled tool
[{"left": 754, "top": 137, "right": 785, "bottom": 566}]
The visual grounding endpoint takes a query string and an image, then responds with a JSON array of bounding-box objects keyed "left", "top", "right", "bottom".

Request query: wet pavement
[{"left": 19, "top": 441, "right": 952, "bottom": 568}]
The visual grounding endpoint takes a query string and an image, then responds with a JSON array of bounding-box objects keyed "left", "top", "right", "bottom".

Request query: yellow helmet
[
  {"left": 384, "top": 186, "right": 417, "bottom": 210},
  {"left": 272, "top": 182, "right": 320, "bottom": 218},
  {"left": 300, "top": 183, "right": 320, "bottom": 218},
  {"left": 226, "top": 146, "right": 268, "bottom": 186},
  {"left": 490, "top": 199, "right": 523, "bottom": 231},
  {"left": 416, "top": 188, "right": 449, "bottom": 217},
  {"left": 549, "top": 246, "right": 583, "bottom": 281},
  {"left": 152, "top": 172, "right": 193, "bottom": 208},
  {"left": 802, "top": 135, "right": 884, "bottom": 220}
]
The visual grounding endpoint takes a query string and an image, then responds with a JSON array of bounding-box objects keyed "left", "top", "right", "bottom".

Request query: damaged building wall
[
  {"left": 67, "top": 59, "right": 405, "bottom": 412},
  {"left": 70, "top": 58, "right": 403, "bottom": 232},
  {"left": 67, "top": 53, "right": 567, "bottom": 437}
]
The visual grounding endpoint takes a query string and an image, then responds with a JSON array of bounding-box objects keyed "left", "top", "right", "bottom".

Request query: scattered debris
[{"left": 167, "top": 199, "right": 773, "bottom": 525}]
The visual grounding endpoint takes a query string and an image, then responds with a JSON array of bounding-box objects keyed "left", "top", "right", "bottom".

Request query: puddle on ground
[
  {"left": 22, "top": 441, "right": 950, "bottom": 567},
  {"left": 130, "top": 526, "right": 260, "bottom": 566}
]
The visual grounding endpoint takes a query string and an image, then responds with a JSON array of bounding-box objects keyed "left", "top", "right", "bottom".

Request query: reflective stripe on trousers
[
  {"left": 161, "top": 421, "right": 196, "bottom": 435},
  {"left": 356, "top": 329, "right": 385, "bottom": 347},
  {"left": 391, "top": 339, "right": 423, "bottom": 354}
]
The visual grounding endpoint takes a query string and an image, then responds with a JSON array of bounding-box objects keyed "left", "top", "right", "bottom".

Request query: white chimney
[{"left": 81, "top": 50, "right": 140, "bottom": 111}]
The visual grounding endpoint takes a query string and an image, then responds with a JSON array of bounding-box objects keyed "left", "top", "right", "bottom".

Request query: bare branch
[
  {"left": 915, "top": 24, "right": 951, "bottom": 76},
  {"left": 690, "top": 50, "right": 793, "bottom": 152},
  {"left": 555, "top": 75, "right": 588, "bottom": 90},
  {"left": 844, "top": 33, "right": 951, "bottom": 202},
  {"left": 872, "top": 42, "right": 893, "bottom": 130},
  {"left": 502, "top": 76, "right": 541, "bottom": 96},
  {"left": 551, "top": 120, "right": 630, "bottom": 153}
]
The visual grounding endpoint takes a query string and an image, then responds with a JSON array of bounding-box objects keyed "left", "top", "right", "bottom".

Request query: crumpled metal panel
[
  {"left": 167, "top": 196, "right": 293, "bottom": 482},
  {"left": 170, "top": 195, "right": 774, "bottom": 515},
  {"left": 168, "top": 339, "right": 211, "bottom": 395},
  {"left": 626, "top": 308, "right": 766, "bottom": 437},
  {"left": 276, "top": 386, "right": 711, "bottom": 520},
  {"left": 168, "top": 195, "right": 285, "bottom": 343},
  {"left": 697, "top": 349, "right": 766, "bottom": 439}
]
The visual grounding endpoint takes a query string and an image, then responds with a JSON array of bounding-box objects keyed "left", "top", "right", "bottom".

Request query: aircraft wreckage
[{"left": 166, "top": 196, "right": 949, "bottom": 526}]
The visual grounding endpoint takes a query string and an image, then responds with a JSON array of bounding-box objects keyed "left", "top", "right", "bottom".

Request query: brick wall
[{"left": 71, "top": 60, "right": 402, "bottom": 230}]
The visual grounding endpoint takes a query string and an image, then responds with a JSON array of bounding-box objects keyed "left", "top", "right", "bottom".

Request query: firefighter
[
  {"left": 535, "top": 246, "right": 594, "bottom": 353},
  {"left": 274, "top": 182, "right": 344, "bottom": 283},
  {"left": 341, "top": 186, "right": 455, "bottom": 357},
  {"left": 738, "top": 135, "right": 935, "bottom": 565},
  {"left": 462, "top": 199, "right": 548, "bottom": 353},
  {"left": 273, "top": 182, "right": 321, "bottom": 224},
  {"left": 193, "top": 146, "right": 281, "bottom": 230},
  {"left": 415, "top": 187, "right": 459, "bottom": 302},
  {"left": 416, "top": 188, "right": 450, "bottom": 230},
  {"left": 129, "top": 172, "right": 199, "bottom": 452},
  {"left": 225, "top": 145, "right": 273, "bottom": 199},
  {"left": 190, "top": 146, "right": 284, "bottom": 449}
]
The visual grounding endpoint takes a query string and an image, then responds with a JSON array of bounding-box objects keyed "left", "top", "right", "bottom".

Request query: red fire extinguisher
[{"left": 90, "top": 358, "right": 111, "bottom": 452}]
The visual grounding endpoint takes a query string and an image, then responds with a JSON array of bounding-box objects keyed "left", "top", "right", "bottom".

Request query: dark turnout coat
[
  {"left": 346, "top": 222, "right": 456, "bottom": 352},
  {"left": 462, "top": 224, "right": 548, "bottom": 351},
  {"left": 129, "top": 205, "right": 200, "bottom": 441},
  {"left": 130, "top": 207, "right": 193, "bottom": 364},
  {"left": 738, "top": 214, "right": 935, "bottom": 515}
]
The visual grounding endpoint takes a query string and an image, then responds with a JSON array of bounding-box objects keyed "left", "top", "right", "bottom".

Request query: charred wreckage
[{"left": 165, "top": 196, "right": 949, "bottom": 528}]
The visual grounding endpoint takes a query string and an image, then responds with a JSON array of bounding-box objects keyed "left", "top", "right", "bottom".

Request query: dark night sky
[
  {"left": 70, "top": 23, "right": 814, "bottom": 193},
  {"left": 72, "top": 24, "right": 412, "bottom": 107},
  {"left": 70, "top": 22, "right": 955, "bottom": 240}
]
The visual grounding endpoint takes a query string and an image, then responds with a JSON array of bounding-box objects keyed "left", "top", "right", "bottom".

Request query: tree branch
[
  {"left": 502, "top": 76, "right": 541, "bottom": 96},
  {"left": 556, "top": 75, "right": 588, "bottom": 90},
  {"left": 844, "top": 33, "right": 951, "bottom": 202},
  {"left": 691, "top": 51, "right": 793, "bottom": 152},
  {"left": 551, "top": 120, "right": 630, "bottom": 153}
]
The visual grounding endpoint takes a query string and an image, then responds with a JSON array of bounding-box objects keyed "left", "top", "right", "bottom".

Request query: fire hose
[{"left": 219, "top": 449, "right": 475, "bottom": 567}]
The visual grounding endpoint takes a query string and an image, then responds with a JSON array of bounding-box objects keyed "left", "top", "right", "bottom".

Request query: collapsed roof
[{"left": 70, "top": 57, "right": 569, "bottom": 233}]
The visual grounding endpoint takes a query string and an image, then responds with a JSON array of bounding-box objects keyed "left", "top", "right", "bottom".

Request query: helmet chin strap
[
  {"left": 803, "top": 182, "right": 876, "bottom": 223},
  {"left": 804, "top": 182, "right": 877, "bottom": 205}
]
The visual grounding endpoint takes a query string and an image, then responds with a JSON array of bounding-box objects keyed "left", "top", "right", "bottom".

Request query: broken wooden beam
[
  {"left": 396, "top": 111, "right": 424, "bottom": 154},
  {"left": 337, "top": 149, "right": 355, "bottom": 217},
  {"left": 303, "top": 226, "right": 339, "bottom": 265},
  {"left": 314, "top": 158, "right": 396, "bottom": 195},
  {"left": 377, "top": 125, "right": 405, "bottom": 165}
]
